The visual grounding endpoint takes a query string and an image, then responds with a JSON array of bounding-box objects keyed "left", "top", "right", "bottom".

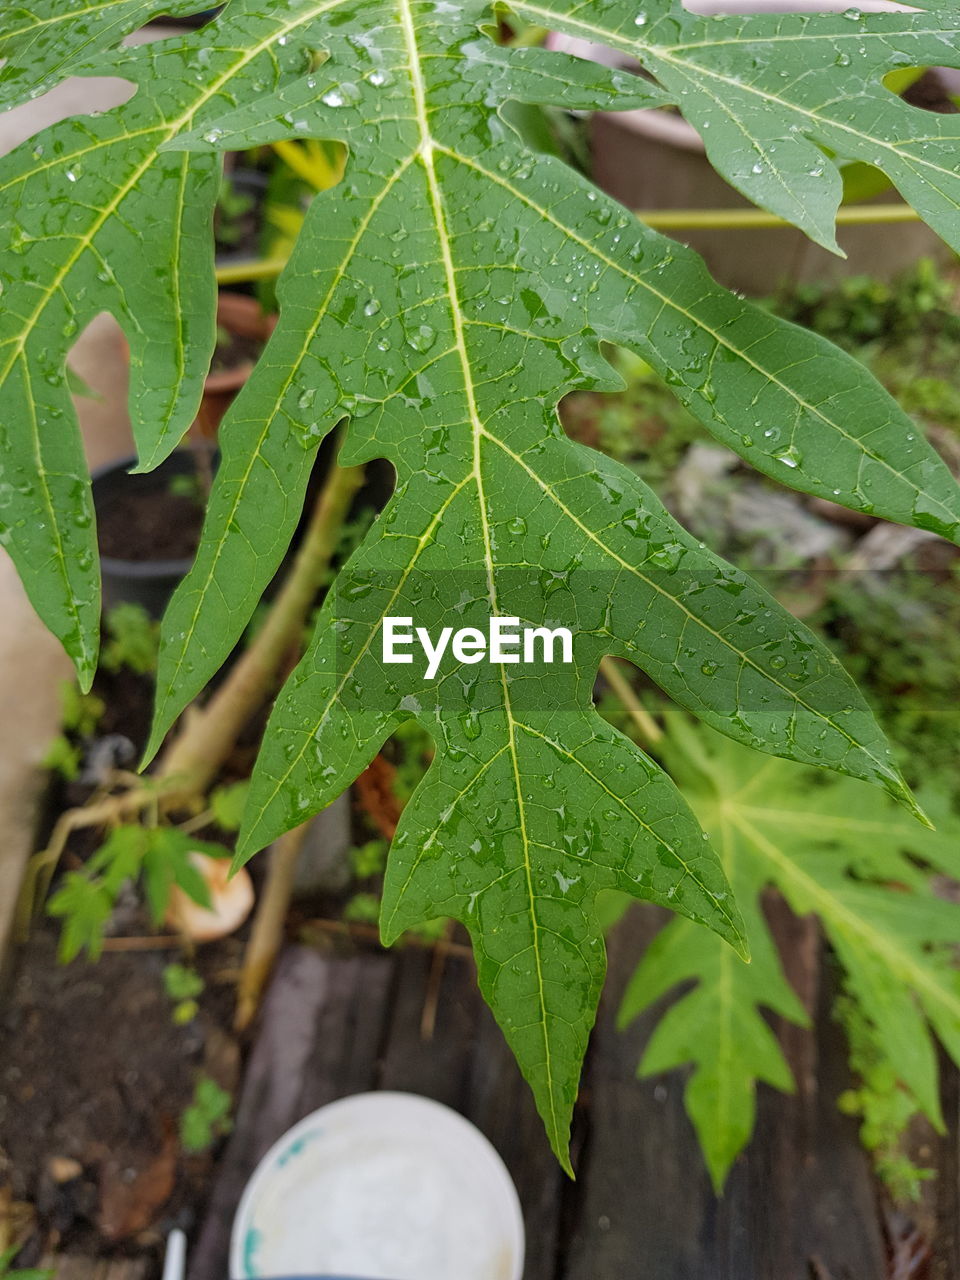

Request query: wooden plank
[
  {"left": 188, "top": 946, "right": 393, "bottom": 1280},
  {"left": 919, "top": 1051, "right": 960, "bottom": 1280},
  {"left": 377, "top": 947, "right": 479, "bottom": 1109},
  {"left": 50, "top": 1258, "right": 149, "bottom": 1280},
  {"left": 296, "top": 949, "right": 394, "bottom": 1113},
  {"left": 563, "top": 903, "right": 887, "bottom": 1280},
  {"left": 374, "top": 944, "right": 566, "bottom": 1279},
  {"left": 191, "top": 941, "right": 564, "bottom": 1280},
  {"left": 465, "top": 1001, "right": 565, "bottom": 1280}
]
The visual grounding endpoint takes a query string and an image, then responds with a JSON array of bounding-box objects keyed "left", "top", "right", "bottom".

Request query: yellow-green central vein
[{"left": 397, "top": 0, "right": 562, "bottom": 1155}]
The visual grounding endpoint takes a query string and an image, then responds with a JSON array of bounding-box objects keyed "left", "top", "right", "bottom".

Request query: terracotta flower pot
[
  {"left": 197, "top": 291, "right": 277, "bottom": 435},
  {"left": 117, "top": 290, "right": 276, "bottom": 438}
]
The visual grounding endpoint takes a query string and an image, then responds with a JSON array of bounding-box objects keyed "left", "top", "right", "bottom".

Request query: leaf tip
[
  {"left": 229, "top": 846, "right": 253, "bottom": 879},
  {"left": 706, "top": 1158, "right": 731, "bottom": 1197},
  {"left": 139, "top": 731, "right": 163, "bottom": 773},
  {"left": 126, "top": 458, "right": 155, "bottom": 478},
  {"left": 887, "top": 773, "right": 934, "bottom": 830},
  {"left": 553, "top": 1139, "right": 576, "bottom": 1180}
]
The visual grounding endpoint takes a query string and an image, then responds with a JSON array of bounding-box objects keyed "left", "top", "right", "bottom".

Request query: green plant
[
  {"left": 42, "top": 682, "right": 105, "bottom": 781},
  {"left": 0, "top": 1246, "right": 53, "bottom": 1280},
  {"left": 350, "top": 838, "right": 389, "bottom": 879},
  {"left": 209, "top": 780, "right": 252, "bottom": 832},
  {"left": 100, "top": 603, "right": 160, "bottom": 676},
  {"left": 776, "top": 259, "right": 960, "bottom": 440},
  {"left": 817, "top": 563, "right": 960, "bottom": 795},
  {"left": 47, "top": 826, "right": 231, "bottom": 961},
  {"left": 4, "top": 0, "right": 960, "bottom": 1172},
  {"left": 342, "top": 891, "right": 381, "bottom": 925},
  {"left": 618, "top": 713, "right": 960, "bottom": 1191},
  {"left": 163, "top": 961, "right": 205, "bottom": 1024},
  {"left": 778, "top": 257, "right": 956, "bottom": 347},
  {"left": 561, "top": 347, "right": 706, "bottom": 486},
  {"left": 834, "top": 993, "right": 935, "bottom": 1202},
  {"left": 215, "top": 173, "right": 256, "bottom": 248},
  {"left": 180, "top": 1073, "right": 234, "bottom": 1153}
]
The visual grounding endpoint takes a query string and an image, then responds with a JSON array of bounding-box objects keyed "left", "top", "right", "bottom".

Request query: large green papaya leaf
[
  {"left": 621, "top": 716, "right": 960, "bottom": 1189},
  {"left": 4, "top": 0, "right": 960, "bottom": 1165},
  {"left": 137, "top": 0, "right": 960, "bottom": 1159}
]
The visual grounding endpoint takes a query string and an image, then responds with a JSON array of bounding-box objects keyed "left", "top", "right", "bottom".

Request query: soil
[
  {"left": 97, "top": 487, "right": 204, "bottom": 563},
  {"left": 0, "top": 618, "right": 257, "bottom": 1267},
  {"left": 0, "top": 927, "right": 241, "bottom": 1264}
]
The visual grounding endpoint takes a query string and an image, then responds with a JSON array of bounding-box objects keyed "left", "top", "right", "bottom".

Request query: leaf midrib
[
  {"left": 1, "top": 0, "right": 130, "bottom": 40},
  {"left": 397, "top": 0, "right": 562, "bottom": 1157}
]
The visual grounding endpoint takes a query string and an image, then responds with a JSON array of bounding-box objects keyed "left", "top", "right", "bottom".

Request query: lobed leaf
[
  {"left": 0, "top": 0, "right": 207, "bottom": 108},
  {"left": 7, "top": 0, "right": 960, "bottom": 1166},
  {"left": 513, "top": 0, "right": 960, "bottom": 255},
  {"left": 622, "top": 715, "right": 960, "bottom": 1187},
  {"left": 146, "top": 0, "right": 954, "bottom": 1157},
  {"left": 0, "top": 3, "right": 348, "bottom": 684}
]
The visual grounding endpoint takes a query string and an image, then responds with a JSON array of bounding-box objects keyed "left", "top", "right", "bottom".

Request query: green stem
[
  {"left": 637, "top": 203, "right": 920, "bottom": 231},
  {"left": 600, "top": 656, "right": 663, "bottom": 746},
  {"left": 216, "top": 202, "right": 922, "bottom": 289},
  {"left": 157, "top": 456, "right": 365, "bottom": 792},
  {"left": 235, "top": 819, "right": 311, "bottom": 1031},
  {"left": 215, "top": 256, "right": 291, "bottom": 285},
  {"left": 18, "top": 456, "right": 363, "bottom": 936}
]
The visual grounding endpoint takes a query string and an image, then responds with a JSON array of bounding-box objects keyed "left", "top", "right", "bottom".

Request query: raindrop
[
  {"left": 407, "top": 323, "right": 436, "bottom": 352},
  {"left": 460, "top": 713, "right": 482, "bottom": 741},
  {"left": 774, "top": 444, "right": 803, "bottom": 469}
]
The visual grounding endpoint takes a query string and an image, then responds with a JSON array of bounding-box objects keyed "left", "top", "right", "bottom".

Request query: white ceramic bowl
[{"left": 230, "top": 1092, "right": 525, "bottom": 1280}]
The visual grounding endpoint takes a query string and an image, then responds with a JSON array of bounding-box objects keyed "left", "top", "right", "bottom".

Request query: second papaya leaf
[{"left": 620, "top": 713, "right": 960, "bottom": 1191}]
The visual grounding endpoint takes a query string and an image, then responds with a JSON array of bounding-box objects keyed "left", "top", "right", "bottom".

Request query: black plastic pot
[{"left": 92, "top": 451, "right": 205, "bottom": 619}]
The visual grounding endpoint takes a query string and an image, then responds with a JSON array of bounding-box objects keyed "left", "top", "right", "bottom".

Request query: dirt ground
[{"left": 0, "top": 928, "right": 240, "bottom": 1265}]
